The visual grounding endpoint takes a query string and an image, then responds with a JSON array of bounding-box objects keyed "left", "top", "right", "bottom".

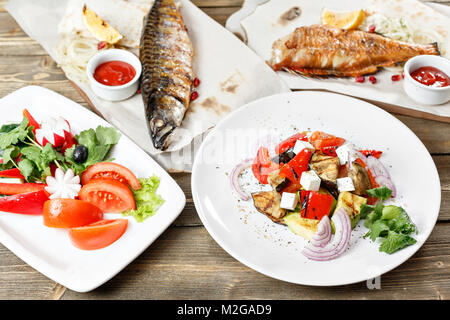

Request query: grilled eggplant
[
  {"left": 309, "top": 153, "right": 340, "bottom": 182},
  {"left": 251, "top": 191, "right": 286, "bottom": 223}
]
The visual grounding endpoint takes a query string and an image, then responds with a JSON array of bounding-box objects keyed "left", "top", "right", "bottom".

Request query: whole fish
[
  {"left": 270, "top": 24, "right": 439, "bottom": 77},
  {"left": 140, "top": 0, "right": 194, "bottom": 150}
]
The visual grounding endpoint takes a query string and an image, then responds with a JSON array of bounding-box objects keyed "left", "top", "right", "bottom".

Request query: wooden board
[{"left": 0, "top": 0, "right": 449, "bottom": 300}]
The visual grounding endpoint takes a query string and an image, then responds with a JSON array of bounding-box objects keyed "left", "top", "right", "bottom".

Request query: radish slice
[
  {"left": 35, "top": 116, "right": 72, "bottom": 148},
  {"left": 302, "top": 208, "right": 351, "bottom": 261},
  {"left": 230, "top": 158, "right": 253, "bottom": 201}
]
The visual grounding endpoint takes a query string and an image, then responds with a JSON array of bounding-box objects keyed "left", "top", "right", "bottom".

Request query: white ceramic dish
[
  {"left": 0, "top": 86, "right": 186, "bottom": 292},
  {"left": 403, "top": 55, "right": 450, "bottom": 105},
  {"left": 86, "top": 49, "right": 142, "bottom": 101},
  {"left": 192, "top": 91, "right": 441, "bottom": 286}
]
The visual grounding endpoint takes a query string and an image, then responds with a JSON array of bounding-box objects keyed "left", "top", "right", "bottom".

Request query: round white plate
[{"left": 192, "top": 91, "right": 441, "bottom": 286}]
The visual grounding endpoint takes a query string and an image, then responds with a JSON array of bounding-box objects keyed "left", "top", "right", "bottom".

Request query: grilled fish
[
  {"left": 140, "top": 0, "right": 194, "bottom": 150},
  {"left": 270, "top": 24, "right": 439, "bottom": 77}
]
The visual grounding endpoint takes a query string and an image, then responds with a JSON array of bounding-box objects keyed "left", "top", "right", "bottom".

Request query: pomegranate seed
[
  {"left": 402, "top": 72, "right": 405, "bottom": 79},
  {"left": 391, "top": 74, "right": 401, "bottom": 81},
  {"left": 190, "top": 91, "right": 199, "bottom": 101},
  {"left": 355, "top": 76, "right": 365, "bottom": 83},
  {"left": 97, "top": 41, "right": 107, "bottom": 50},
  {"left": 137, "top": 88, "right": 141, "bottom": 94},
  {"left": 368, "top": 25, "right": 376, "bottom": 33},
  {"left": 369, "top": 75, "right": 377, "bottom": 84},
  {"left": 194, "top": 77, "right": 200, "bottom": 87}
]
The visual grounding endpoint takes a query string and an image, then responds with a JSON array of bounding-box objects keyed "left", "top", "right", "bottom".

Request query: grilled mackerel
[{"left": 140, "top": 0, "right": 194, "bottom": 150}]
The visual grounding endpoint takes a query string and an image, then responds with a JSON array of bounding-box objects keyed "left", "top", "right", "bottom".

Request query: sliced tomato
[
  {"left": 78, "top": 178, "right": 136, "bottom": 213},
  {"left": 251, "top": 147, "right": 279, "bottom": 184},
  {"left": 309, "top": 131, "right": 345, "bottom": 150},
  {"left": 360, "top": 149, "right": 383, "bottom": 159},
  {"left": 69, "top": 219, "right": 128, "bottom": 250},
  {"left": 43, "top": 199, "right": 103, "bottom": 228},
  {"left": 0, "top": 190, "right": 49, "bottom": 215},
  {"left": 0, "top": 182, "right": 46, "bottom": 195},
  {"left": 275, "top": 133, "right": 308, "bottom": 154},
  {"left": 279, "top": 148, "right": 312, "bottom": 185},
  {"left": 81, "top": 162, "right": 141, "bottom": 190},
  {"left": 23, "top": 108, "right": 40, "bottom": 134}
]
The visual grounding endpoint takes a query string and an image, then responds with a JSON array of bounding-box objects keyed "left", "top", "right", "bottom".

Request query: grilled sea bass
[
  {"left": 270, "top": 24, "right": 439, "bottom": 77},
  {"left": 140, "top": 0, "right": 194, "bottom": 150}
]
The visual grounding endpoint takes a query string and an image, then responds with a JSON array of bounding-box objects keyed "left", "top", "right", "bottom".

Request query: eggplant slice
[
  {"left": 348, "top": 161, "right": 371, "bottom": 195},
  {"left": 309, "top": 153, "right": 340, "bottom": 182},
  {"left": 251, "top": 191, "right": 286, "bottom": 224}
]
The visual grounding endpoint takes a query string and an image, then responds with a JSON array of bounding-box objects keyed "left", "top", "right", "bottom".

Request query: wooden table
[{"left": 0, "top": 0, "right": 449, "bottom": 300}]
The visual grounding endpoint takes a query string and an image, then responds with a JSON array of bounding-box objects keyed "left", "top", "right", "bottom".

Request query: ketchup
[
  {"left": 410, "top": 66, "right": 450, "bottom": 88},
  {"left": 93, "top": 60, "right": 136, "bottom": 86}
]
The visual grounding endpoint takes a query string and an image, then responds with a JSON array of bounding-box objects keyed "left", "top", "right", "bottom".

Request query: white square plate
[{"left": 0, "top": 86, "right": 186, "bottom": 292}]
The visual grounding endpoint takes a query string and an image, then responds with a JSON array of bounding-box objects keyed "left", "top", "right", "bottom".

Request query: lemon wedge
[
  {"left": 321, "top": 9, "right": 365, "bottom": 30},
  {"left": 82, "top": 5, "right": 123, "bottom": 44}
]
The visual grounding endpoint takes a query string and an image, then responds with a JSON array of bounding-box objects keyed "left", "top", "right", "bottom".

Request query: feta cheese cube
[
  {"left": 337, "top": 177, "right": 355, "bottom": 192},
  {"left": 293, "top": 140, "right": 314, "bottom": 154},
  {"left": 335, "top": 143, "right": 359, "bottom": 165},
  {"left": 280, "top": 192, "right": 299, "bottom": 211},
  {"left": 300, "top": 170, "right": 321, "bottom": 191}
]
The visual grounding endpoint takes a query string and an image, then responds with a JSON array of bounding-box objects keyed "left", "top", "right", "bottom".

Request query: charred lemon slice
[
  {"left": 82, "top": 5, "right": 123, "bottom": 44},
  {"left": 321, "top": 9, "right": 365, "bottom": 30}
]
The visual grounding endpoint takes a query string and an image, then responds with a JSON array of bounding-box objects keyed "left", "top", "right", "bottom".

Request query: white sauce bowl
[
  {"left": 86, "top": 49, "right": 142, "bottom": 101},
  {"left": 403, "top": 55, "right": 450, "bottom": 105}
]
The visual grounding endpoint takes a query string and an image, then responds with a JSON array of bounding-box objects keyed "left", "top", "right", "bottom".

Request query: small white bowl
[
  {"left": 403, "top": 55, "right": 450, "bottom": 105},
  {"left": 86, "top": 49, "right": 142, "bottom": 101}
]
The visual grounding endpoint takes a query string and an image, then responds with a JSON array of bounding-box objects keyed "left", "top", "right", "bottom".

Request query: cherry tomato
[
  {"left": 69, "top": 219, "right": 128, "bottom": 250},
  {"left": 43, "top": 199, "right": 103, "bottom": 228},
  {"left": 78, "top": 179, "right": 136, "bottom": 213},
  {"left": 309, "top": 131, "right": 345, "bottom": 150},
  {"left": 81, "top": 162, "right": 141, "bottom": 190}
]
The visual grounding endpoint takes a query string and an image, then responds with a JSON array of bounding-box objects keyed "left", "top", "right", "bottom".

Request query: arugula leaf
[
  {"left": 366, "top": 186, "right": 392, "bottom": 201},
  {"left": 379, "top": 231, "right": 417, "bottom": 254},
  {"left": 123, "top": 176, "right": 164, "bottom": 222}
]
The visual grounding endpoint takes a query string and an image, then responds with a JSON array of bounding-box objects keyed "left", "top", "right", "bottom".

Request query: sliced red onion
[
  {"left": 365, "top": 155, "right": 396, "bottom": 197},
  {"left": 302, "top": 208, "right": 351, "bottom": 261},
  {"left": 309, "top": 215, "right": 332, "bottom": 248},
  {"left": 230, "top": 158, "right": 253, "bottom": 201}
]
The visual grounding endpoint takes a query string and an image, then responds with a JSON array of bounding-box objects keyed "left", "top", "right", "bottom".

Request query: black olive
[{"left": 73, "top": 145, "right": 88, "bottom": 163}]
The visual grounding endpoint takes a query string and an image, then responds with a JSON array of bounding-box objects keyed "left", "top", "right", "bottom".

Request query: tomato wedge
[
  {"left": 81, "top": 162, "right": 141, "bottom": 190},
  {"left": 43, "top": 199, "right": 103, "bottom": 228},
  {"left": 0, "top": 190, "right": 49, "bottom": 215},
  {"left": 69, "top": 219, "right": 128, "bottom": 250},
  {"left": 309, "top": 131, "right": 345, "bottom": 150},
  {"left": 78, "top": 178, "right": 136, "bottom": 213},
  {"left": 0, "top": 182, "right": 46, "bottom": 195}
]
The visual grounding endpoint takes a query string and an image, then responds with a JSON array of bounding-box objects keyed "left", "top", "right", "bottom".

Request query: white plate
[
  {"left": 192, "top": 91, "right": 441, "bottom": 286},
  {"left": 0, "top": 86, "right": 186, "bottom": 292}
]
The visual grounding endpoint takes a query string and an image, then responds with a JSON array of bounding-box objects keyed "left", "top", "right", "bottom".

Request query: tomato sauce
[
  {"left": 410, "top": 66, "right": 450, "bottom": 88},
  {"left": 93, "top": 60, "right": 136, "bottom": 86}
]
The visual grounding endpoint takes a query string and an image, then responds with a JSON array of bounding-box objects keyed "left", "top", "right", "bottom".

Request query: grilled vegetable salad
[
  {"left": 0, "top": 109, "right": 164, "bottom": 250},
  {"left": 231, "top": 131, "right": 417, "bottom": 261}
]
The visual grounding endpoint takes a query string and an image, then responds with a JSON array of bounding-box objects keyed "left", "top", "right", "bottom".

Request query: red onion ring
[
  {"left": 365, "top": 156, "right": 396, "bottom": 197},
  {"left": 310, "top": 215, "right": 332, "bottom": 248},
  {"left": 302, "top": 208, "right": 351, "bottom": 261},
  {"left": 230, "top": 158, "right": 253, "bottom": 201}
]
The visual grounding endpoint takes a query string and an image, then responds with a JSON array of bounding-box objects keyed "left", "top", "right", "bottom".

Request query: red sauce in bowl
[
  {"left": 410, "top": 66, "right": 450, "bottom": 88},
  {"left": 93, "top": 60, "right": 136, "bottom": 86}
]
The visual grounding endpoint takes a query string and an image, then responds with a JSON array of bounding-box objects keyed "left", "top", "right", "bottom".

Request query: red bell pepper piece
[
  {"left": 0, "top": 168, "right": 24, "bottom": 179},
  {"left": 0, "top": 190, "right": 49, "bottom": 215},
  {"left": 298, "top": 190, "right": 334, "bottom": 220},
  {"left": 0, "top": 183, "right": 46, "bottom": 195},
  {"left": 279, "top": 148, "right": 312, "bottom": 184},
  {"left": 252, "top": 146, "right": 279, "bottom": 184},
  {"left": 275, "top": 133, "right": 308, "bottom": 154},
  {"left": 360, "top": 150, "right": 383, "bottom": 159},
  {"left": 23, "top": 108, "right": 40, "bottom": 134}
]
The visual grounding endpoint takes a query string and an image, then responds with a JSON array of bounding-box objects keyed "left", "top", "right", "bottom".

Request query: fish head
[{"left": 147, "top": 93, "right": 185, "bottom": 150}]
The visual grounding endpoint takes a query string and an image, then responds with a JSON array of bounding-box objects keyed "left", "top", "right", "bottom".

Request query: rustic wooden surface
[{"left": 0, "top": 0, "right": 449, "bottom": 300}]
